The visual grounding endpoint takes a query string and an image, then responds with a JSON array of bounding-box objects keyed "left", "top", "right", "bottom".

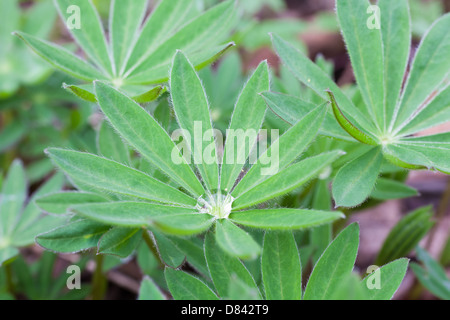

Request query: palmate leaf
[
  {"left": 165, "top": 268, "right": 219, "bottom": 300},
  {"left": 271, "top": 2, "right": 450, "bottom": 207},
  {"left": 15, "top": 0, "right": 237, "bottom": 101},
  {"left": 39, "top": 53, "right": 346, "bottom": 258}
]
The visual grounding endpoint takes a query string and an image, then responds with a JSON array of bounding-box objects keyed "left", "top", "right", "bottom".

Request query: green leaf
[
  {"left": 375, "top": 206, "right": 434, "bottom": 266},
  {"left": 165, "top": 236, "right": 209, "bottom": 276},
  {"left": 46, "top": 148, "right": 196, "bottom": 207},
  {"left": 411, "top": 247, "right": 450, "bottom": 300},
  {"left": 229, "top": 209, "right": 343, "bottom": 230},
  {"left": 327, "top": 91, "right": 378, "bottom": 146},
  {"left": 71, "top": 202, "right": 197, "bottom": 228},
  {"left": 226, "top": 275, "right": 262, "bottom": 300},
  {"left": 362, "top": 259, "right": 409, "bottom": 300},
  {"left": 98, "top": 227, "right": 142, "bottom": 258},
  {"left": 36, "top": 192, "right": 109, "bottom": 215},
  {"left": 379, "top": 0, "right": 411, "bottom": 130},
  {"left": 170, "top": 51, "right": 219, "bottom": 191},
  {"left": 398, "top": 86, "right": 450, "bottom": 136},
  {"left": 125, "top": 1, "right": 236, "bottom": 83},
  {"left": 62, "top": 83, "right": 97, "bottom": 102},
  {"left": 220, "top": 61, "right": 270, "bottom": 193},
  {"left": 133, "top": 86, "right": 167, "bottom": 104},
  {"left": 232, "top": 103, "right": 327, "bottom": 198},
  {"left": 262, "top": 92, "right": 352, "bottom": 142},
  {"left": 303, "top": 223, "right": 360, "bottom": 300},
  {"left": 36, "top": 219, "right": 110, "bottom": 253},
  {"left": 392, "top": 13, "right": 450, "bottom": 132},
  {"left": 151, "top": 229, "right": 186, "bottom": 269},
  {"left": 336, "top": 0, "right": 384, "bottom": 131},
  {"left": 262, "top": 231, "right": 302, "bottom": 300},
  {"left": 0, "top": 159, "right": 26, "bottom": 237},
  {"left": 232, "top": 151, "right": 343, "bottom": 210},
  {"left": 332, "top": 147, "right": 383, "bottom": 207},
  {"left": 310, "top": 179, "right": 333, "bottom": 265},
  {"left": 97, "top": 121, "right": 131, "bottom": 165},
  {"left": 109, "top": 0, "right": 148, "bottom": 75},
  {"left": 165, "top": 268, "right": 219, "bottom": 300},
  {"left": 138, "top": 276, "right": 166, "bottom": 300},
  {"left": 271, "top": 33, "right": 378, "bottom": 136},
  {"left": 152, "top": 213, "right": 215, "bottom": 236},
  {"left": 14, "top": 32, "right": 105, "bottom": 81},
  {"left": 54, "top": 0, "right": 113, "bottom": 76},
  {"left": 94, "top": 81, "right": 204, "bottom": 198},
  {"left": 371, "top": 178, "right": 418, "bottom": 200},
  {"left": 215, "top": 220, "right": 261, "bottom": 260},
  {"left": 204, "top": 232, "right": 261, "bottom": 298}
]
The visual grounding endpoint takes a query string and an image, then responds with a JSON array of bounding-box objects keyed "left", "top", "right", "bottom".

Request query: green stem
[
  {"left": 91, "top": 254, "right": 107, "bottom": 300},
  {"left": 426, "top": 178, "right": 450, "bottom": 250}
]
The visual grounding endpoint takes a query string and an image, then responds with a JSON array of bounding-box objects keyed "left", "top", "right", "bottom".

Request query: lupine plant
[
  {"left": 269, "top": 0, "right": 450, "bottom": 207},
  {"left": 15, "top": 0, "right": 237, "bottom": 102},
  {"left": 2, "top": 0, "right": 449, "bottom": 301},
  {"left": 35, "top": 52, "right": 344, "bottom": 260}
]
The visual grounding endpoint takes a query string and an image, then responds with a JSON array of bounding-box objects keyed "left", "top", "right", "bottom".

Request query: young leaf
[
  {"left": 375, "top": 206, "right": 434, "bottom": 266},
  {"left": 332, "top": 147, "right": 383, "bottom": 207},
  {"left": 232, "top": 103, "right": 327, "bottom": 198},
  {"left": 229, "top": 209, "right": 343, "bottom": 230},
  {"left": 411, "top": 247, "right": 450, "bottom": 300},
  {"left": 36, "top": 219, "right": 111, "bottom": 253},
  {"left": 45, "top": 148, "right": 197, "bottom": 207},
  {"left": 204, "top": 232, "right": 261, "bottom": 299},
  {"left": 220, "top": 61, "right": 270, "bottom": 193},
  {"left": 303, "top": 223, "right": 360, "bottom": 300},
  {"left": 215, "top": 220, "right": 261, "bottom": 260},
  {"left": 336, "top": 0, "right": 384, "bottom": 131},
  {"left": 98, "top": 227, "right": 142, "bottom": 258},
  {"left": 362, "top": 258, "right": 409, "bottom": 300},
  {"left": 94, "top": 81, "right": 204, "bottom": 198},
  {"left": 262, "top": 231, "right": 302, "bottom": 300},
  {"left": 170, "top": 51, "right": 219, "bottom": 191},
  {"left": 165, "top": 268, "right": 219, "bottom": 300},
  {"left": 138, "top": 276, "right": 166, "bottom": 301}
]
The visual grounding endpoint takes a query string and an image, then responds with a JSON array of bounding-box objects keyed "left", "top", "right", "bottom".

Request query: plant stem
[
  {"left": 5, "top": 262, "right": 14, "bottom": 296},
  {"left": 142, "top": 228, "right": 164, "bottom": 268},
  {"left": 426, "top": 177, "right": 450, "bottom": 250},
  {"left": 91, "top": 254, "right": 107, "bottom": 300}
]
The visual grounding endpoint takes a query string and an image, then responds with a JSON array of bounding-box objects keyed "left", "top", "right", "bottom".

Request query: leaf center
[{"left": 196, "top": 192, "right": 234, "bottom": 219}]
